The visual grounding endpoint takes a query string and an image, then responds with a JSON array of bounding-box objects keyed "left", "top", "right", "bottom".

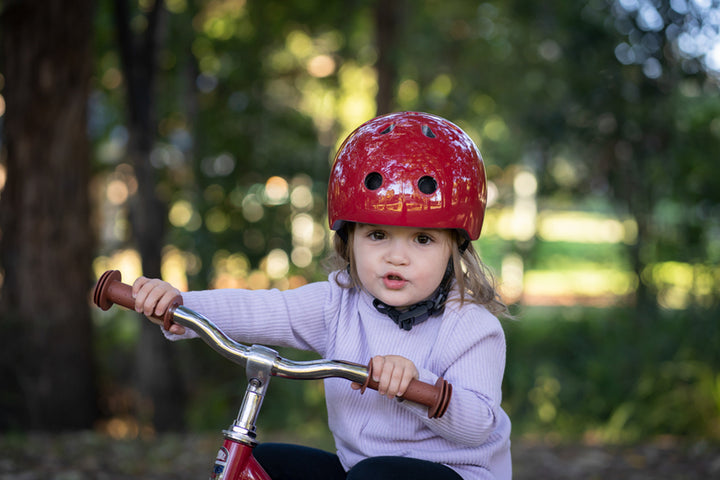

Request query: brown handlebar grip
[
  {"left": 360, "top": 362, "right": 452, "bottom": 418},
  {"left": 93, "top": 269, "right": 182, "bottom": 330}
]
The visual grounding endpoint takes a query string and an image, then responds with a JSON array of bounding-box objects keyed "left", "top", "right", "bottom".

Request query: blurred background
[{"left": 1, "top": 0, "right": 719, "bottom": 477}]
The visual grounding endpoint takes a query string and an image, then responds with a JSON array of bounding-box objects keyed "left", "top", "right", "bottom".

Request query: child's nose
[{"left": 385, "top": 240, "right": 409, "bottom": 265}]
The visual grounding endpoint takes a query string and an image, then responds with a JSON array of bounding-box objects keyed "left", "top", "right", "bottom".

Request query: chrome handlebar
[
  {"left": 171, "top": 305, "right": 369, "bottom": 384},
  {"left": 93, "top": 269, "right": 451, "bottom": 418}
]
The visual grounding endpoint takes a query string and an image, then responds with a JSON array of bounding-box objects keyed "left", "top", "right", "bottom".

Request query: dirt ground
[
  {"left": 510, "top": 439, "right": 720, "bottom": 479},
  {"left": 1, "top": 432, "right": 719, "bottom": 479}
]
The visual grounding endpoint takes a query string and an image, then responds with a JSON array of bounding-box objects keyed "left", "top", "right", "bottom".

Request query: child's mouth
[{"left": 383, "top": 273, "right": 407, "bottom": 289}]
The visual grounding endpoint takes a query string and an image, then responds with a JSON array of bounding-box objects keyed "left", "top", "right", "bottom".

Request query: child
[{"left": 133, "top": 112, "right": 512, "bottom": 479}]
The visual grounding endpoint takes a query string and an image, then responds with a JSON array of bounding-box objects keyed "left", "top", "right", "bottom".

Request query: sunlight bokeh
[
  {"left": 264, "top": 176, "right": 289, "bottom": 205},
  {"left": 537, "top": 212, "right": 636, "bottom": 244},
  {"left": 90, "top": 160, "right": 707, "bottom": 310},
  {"left": 93, "top": 249, "right": 143, "bottom": 285}
]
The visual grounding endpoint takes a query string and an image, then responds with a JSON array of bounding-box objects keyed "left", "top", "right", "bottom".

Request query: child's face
[{"left": 352, "top": 224, "right": 452, "bottom": 308}]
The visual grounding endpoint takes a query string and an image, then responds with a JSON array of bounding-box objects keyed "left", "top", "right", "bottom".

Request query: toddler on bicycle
[{"left": 133, "top": 112, "right": 512, "bottom": 479}]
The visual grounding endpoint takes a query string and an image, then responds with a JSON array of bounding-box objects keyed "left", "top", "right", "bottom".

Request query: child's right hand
[
  {"left": 132, "top": 276, "right": 186, "bottom": 335},
  {"left": 351, "top": 355, "right": 419, "bottom": 399}
]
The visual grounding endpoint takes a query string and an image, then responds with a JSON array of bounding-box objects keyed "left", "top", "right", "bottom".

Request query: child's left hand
[
  {"left": 132, "top": 276, "right": 186, "bottom": 335},
  {"left": 352, "top": 355, "right": 419, "bottom": 399}
]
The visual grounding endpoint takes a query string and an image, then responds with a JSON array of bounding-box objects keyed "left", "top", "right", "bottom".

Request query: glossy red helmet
[{"left": 328, "top": 112, "right": 487, "bottom": 240}]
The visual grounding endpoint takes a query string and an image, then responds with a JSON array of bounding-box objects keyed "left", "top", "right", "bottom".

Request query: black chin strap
[{"left": 372, "top": 261, "right": 454, "bottom": 331}]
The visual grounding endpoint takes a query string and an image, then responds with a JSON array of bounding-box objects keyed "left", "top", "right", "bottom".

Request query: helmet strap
[
  {"left": 459, "top": 238, "right": 470, "bottom": 253},
  {"left": 372, "top": 260, "right": 454, "bottom": 331},
  {"left": 336, "top": 224, "right": 349, "bottom": 243}
]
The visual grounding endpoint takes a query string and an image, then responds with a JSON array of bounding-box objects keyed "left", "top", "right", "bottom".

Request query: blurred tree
[
  {"left": 142, "top": 0, "right": 365, "bottom": 286},
  {"left": 0, "top": 0, "right": 97, "bottom": 429},
  {"left": 111, "top": 0, "right": 185, "bottom": 431},
  {"left": 374, "top": 0, "right": 404, "bottom": 114},
  {"left": 91, "top": 0, "right": 360, "bottom": 430}
]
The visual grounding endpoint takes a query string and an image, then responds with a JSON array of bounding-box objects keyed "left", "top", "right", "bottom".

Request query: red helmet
[{"left": 328, "top": 112, "right": 487, "bottom": 240}]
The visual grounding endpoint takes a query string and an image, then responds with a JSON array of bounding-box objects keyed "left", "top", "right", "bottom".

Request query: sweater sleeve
[
  {"left": 170, "top": 281, "right": 334, "bottom": 356},
  {"left": 398, "top": 306, "right": 508, "bottom": 447}
]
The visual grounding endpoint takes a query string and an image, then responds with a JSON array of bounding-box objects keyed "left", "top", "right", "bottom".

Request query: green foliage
[
  {"left": 529, "top": 240, "right": 629, "bottom": 271},
  {"left": 503, "top": 306, "right": 720, "bottom": 443}
]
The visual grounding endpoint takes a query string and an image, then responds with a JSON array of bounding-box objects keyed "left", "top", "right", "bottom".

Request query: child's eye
[
  {"left": 416, "top": 234, "right": 433, "bottom": 245},
  {"left": 369, "top": 230, "right": 386, "bottom": 240}
]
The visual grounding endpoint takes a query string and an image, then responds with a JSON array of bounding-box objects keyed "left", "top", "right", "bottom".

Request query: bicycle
[{"left": 93, "top": 269, "right": 453, "bottom": 480}]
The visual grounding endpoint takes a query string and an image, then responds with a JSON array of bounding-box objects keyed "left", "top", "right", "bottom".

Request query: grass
[{"left": 502, "top": 305, "right": 720, "bottom": 444}]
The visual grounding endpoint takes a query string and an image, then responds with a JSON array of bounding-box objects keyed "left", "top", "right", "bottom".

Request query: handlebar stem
[{"left": 223, "top": 346, "right": 278, "bottom": 447}]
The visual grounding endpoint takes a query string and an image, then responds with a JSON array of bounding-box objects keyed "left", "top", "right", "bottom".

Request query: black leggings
[{"left": 253, "top": 443, "right": 463, "bottom": 480}]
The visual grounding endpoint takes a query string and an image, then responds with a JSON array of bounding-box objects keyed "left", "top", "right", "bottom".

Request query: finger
[
  {"left": 168, "top": 323, "right": 186, "bottom": 335},
  {"left": 371, "top": 356, "right": 385, "bottom": 383},
  {"left": 378, "top": 360, "right": 397, "bottom": 397},
  {"left": 133, "top": 279, "right": 154, "bottom": 313},
  {"left": 132, "top": 276, "right": 149, "bottom": 299},
  {"left": 155, "top": 289, "right": 180, "bottom": 317},
  {"left": 385, "top": 363, "right": 407, "bottom": 399},
  {"left": 140, "top": 283, "right": 160, "bottom": 317},
  {"left": 397, "top": 368, "right": 417, "bottom": 398},
  {"left": 143, "top": 282, "right": 171, "bottom": 317},
  {"left": 135, "top": 279, "right": 162, "bottom": 316}
]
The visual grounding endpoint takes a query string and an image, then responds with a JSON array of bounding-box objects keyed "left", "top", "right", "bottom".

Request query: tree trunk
[
  {"left": 374, "top": 0, "right": 403, "bottom": 114},
  {"left": 0, "top": 0, "right": 97, "bottom": 430},
  {"left": 113, "top": 0, "right": 186, "bottom": 431}
]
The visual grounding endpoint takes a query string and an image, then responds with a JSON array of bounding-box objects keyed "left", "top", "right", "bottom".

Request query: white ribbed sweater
[{"left": 175, "top": 271, "right": 511, "bottom": 479}]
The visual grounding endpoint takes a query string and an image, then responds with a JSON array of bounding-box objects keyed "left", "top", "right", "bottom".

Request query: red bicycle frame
[{"left": 210, "top": 440, "right": 269, "bottom": 480}]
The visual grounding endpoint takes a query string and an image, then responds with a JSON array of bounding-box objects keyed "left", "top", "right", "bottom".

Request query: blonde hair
[{"left": 326, "top": 223, "right": 509, "bottom": 316}]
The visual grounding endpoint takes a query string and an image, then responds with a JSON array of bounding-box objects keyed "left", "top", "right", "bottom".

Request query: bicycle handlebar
[{"left": 93, "top": 270, "right": 451, "bottom": 418}]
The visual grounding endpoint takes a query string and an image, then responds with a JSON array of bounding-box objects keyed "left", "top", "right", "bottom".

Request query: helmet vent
[
  {"left": 422, "top": 125, "right": 436, "bottom": 138},
  {"left": 379, "top": 124, "right": 396, "bottom": 135},
  {"left": 364, "top": 172, "right": 383, "bottom": 190},
  {"left": 418, "top": 176, "right": 438, "bottom": 194}
]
